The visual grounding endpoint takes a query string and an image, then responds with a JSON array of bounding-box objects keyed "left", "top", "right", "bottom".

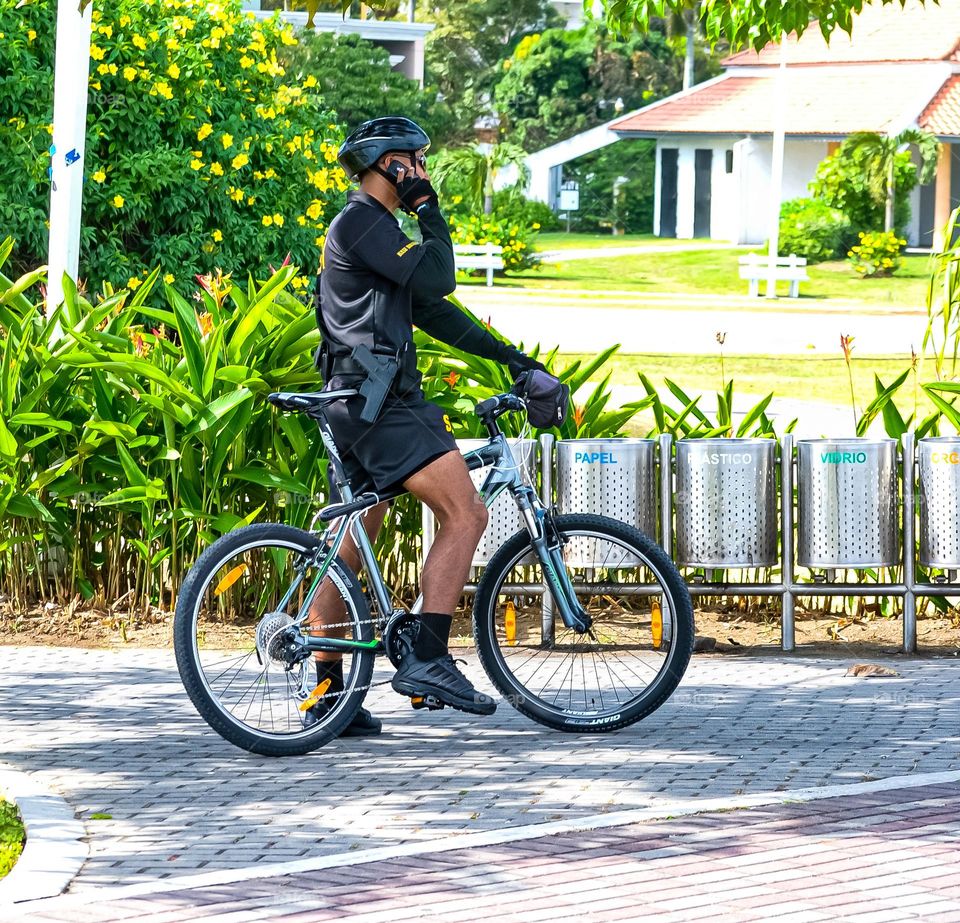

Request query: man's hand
[{"left": 505, "top": 348, "right": 547, "bottom": 381}]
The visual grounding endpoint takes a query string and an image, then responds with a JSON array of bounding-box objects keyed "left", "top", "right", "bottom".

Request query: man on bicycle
[{"left": 310, "top": 117, "right": 547, "bottom": 736}]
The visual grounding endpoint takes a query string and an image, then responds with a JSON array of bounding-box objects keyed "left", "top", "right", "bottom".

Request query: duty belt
[{"left": 319, "top": 342, "right": 417, "bottom": 422}]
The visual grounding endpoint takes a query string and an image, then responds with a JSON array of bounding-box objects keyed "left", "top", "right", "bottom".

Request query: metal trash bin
[
  {"left": 918, "top": 437, "right": 960, "bottom": 568},
  {"left": 555, "top": 439, "right": 657, "bottom": 568},
  {"left": 797, "top": 438, "right": 898, "bottom": 568},
  {"left": 675, "top": 438, "right": 777, "bottom": 568},
  {"left": 460, "top": 438, "right": 537, "bottom": 567}
]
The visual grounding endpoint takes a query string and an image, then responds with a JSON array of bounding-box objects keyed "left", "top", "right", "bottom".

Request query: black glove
[
  {"left": 397, "top": 175, "right": 439, "bottom": 213},
  {"left": 505, "top": 347, "right": 547, "bottom": 381}
]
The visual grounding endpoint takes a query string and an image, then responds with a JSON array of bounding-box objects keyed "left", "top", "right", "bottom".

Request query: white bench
[
  {"left": 454, "top": 243, "right": 504, "bottom": 287},
  {"left": 739, "top": 253, "right": 808, "bottom": 298}
]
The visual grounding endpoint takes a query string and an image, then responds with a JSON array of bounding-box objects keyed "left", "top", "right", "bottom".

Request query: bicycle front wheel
[
  {"left": 473, "top": 513, "right": 694, "bottom": 732},
  {"left": 174, "top": 523, "right": 375, "bottom": 756}
]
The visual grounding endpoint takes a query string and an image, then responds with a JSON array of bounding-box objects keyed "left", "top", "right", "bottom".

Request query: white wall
[{"left": 735, "top": 137, "right": 829, "bottom": 245}]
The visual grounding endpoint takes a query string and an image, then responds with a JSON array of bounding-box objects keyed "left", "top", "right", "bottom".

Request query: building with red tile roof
[{"left": 548, "top": 0, "right": 960, "bottom": 246}]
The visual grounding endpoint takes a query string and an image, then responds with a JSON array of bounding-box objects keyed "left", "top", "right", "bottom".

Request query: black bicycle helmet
[{"left": 337, "top": 117, "right": 431, "bottom": 181}]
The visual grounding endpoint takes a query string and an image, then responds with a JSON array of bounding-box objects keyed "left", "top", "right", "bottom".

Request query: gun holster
[{"left": 351, "top": 344, "right": 399, "bottom": 423}]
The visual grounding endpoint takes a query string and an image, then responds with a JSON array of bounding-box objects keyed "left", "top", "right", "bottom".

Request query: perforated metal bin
[
  {"left": 459, "top": 438, "right": 537, "bottom": 567},
  {"left": 796, "top": 439, "right": 899, "bottom": 569},
  {"left": 555, "top": 439, "right": 657, "bottom": 567},
  {"left": 675, "top": 438, "right": 777, "bottom": 568},
  {"left": 918, "top": 437, "right": 960, "bottom": 568}
]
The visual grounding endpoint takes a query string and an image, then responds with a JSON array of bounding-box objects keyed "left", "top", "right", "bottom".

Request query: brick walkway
[
  {"left": 1, "top": 646, "right": 958, "bottom": 909},
  {"left": 11, "top": 782, "right": 960, "bottom": 922}
]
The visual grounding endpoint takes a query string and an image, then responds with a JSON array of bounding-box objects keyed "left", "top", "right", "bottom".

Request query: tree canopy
[{"left": 599, "top": 0, "right": 927, "bottom": 50}]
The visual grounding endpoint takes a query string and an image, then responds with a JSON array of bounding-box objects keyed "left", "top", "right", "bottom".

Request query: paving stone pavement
[
  {"left": 9, "top": 782, "right": 960, "bottom": 921},
  {"left": 1, "top": 646, "right": 958, "bottom": 898}
]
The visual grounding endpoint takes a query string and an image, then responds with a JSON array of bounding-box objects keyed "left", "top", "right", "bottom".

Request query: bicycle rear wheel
[
  {"left": 473, "top": 513, "right": 693, "bottom": 732},
  {"left": 174, "top": 523, "right": 375, "bottom": 756}
]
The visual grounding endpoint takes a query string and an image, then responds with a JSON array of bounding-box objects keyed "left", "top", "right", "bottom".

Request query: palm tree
[
  {"left": 430, "top": 142, "right": 529, "bottom": 214},
  {"left": 843, "top": 129, "right": 941, "bottom": 233}
]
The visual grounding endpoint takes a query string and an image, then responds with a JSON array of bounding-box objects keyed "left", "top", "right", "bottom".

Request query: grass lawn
[
  {"left": 509, "top": 247, "right": 931, "bottom": 307},
  {"left": 0, "top": 797, "right": 24, "bottom": 879},
  {"left": 537, "top": 232, "right": 660, "bottom": 249},
  {"left": 564, "top": 352, "right": 932, "bottom": 416}
]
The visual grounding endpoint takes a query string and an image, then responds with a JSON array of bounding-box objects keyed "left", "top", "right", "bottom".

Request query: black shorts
[{"left": 323, "top": 382, "right": 458, "bottom": 500}]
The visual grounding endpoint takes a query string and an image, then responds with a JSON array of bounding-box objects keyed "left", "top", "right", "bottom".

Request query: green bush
[
  {"left": 848, "top": 230, "right": 906, "bottom": 277},
  {"left": 778, "top": 198, "right": 851, "bottom": 263},
  {"left": 0, "top": 798, "right": 24, "bottom": 880},
  {"left": 809, "top": 144, "right": 916, "bottom": 236},
  {"left": 447, "top": 213, "right": 540, "bottom": 273},
  {"left": 0, "top": 0, "right": 347, "bottom": 291},
  {"left": 492, "top": 191, "right": 561, "bottom": 233}
]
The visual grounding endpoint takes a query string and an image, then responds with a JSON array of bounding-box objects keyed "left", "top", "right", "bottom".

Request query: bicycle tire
[
  {"left": 473, "top": 513, "right": 694, "bottom": 732},
  {"left": 174, "top": 523, "right": 374, "bottom": 756}
]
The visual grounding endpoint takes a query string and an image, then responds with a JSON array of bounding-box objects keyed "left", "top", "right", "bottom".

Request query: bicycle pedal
[{"left": 410, "top": 694, "right": 445, "bottom": 711}]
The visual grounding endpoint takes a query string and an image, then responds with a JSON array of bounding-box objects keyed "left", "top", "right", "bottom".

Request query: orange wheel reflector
[
  {"left": 505, "top": 600, "right": 517, "bottom": 645},
  {"left": 299, "top": 678, "right": 332, "bottom": 712},
  {"left": 214, "top": 563, "right": 248, "bottom": 596},
  {"left": 651, "top": 600, "right": 663, "bottom": 649}
]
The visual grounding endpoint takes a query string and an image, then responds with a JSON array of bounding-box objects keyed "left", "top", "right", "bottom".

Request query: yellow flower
[
  {"left": 209, "top": 162, "right": 224, "bottom": 176},
  {"left": 90, "top": 44, "right": 105, "bottom": 61},
  {"left": 273, "top": 213, "right": 284, "bottom": 227},
  {"left": 154, "top": 81, "right": 173, "bottom": 100},
  {"left": 211, "top": 229, "right": 223, "bottom": 242},
  {"left": 91, "top": 169, "right": 106, "bottom": 183},
  {"left": 167, "top": 63, "right": 180, "bottom": 80},
  {"left": 197, "top": 124, "right": 213, "bottom": 142},
  {"left": 221, "top": 133, "right": 233, "bottom": 149},
  {"left": 247, "top": 195, "right": 255, "bottom": 205},
  {"left": 27, "top": 29, "right": 36, "bottom": 41},
  {"left": 132, "top": 34, "right": 147, "bottom": 51},
  {"left": 303, "top": 75, "right": 317, "bottom": 89},
  {"left": 112, "top": 195, "right": 125, "bottom": 208},
  {"left": 297, "top": 215, "right": 306, "bottom": 226},
  {"left": 262, "top": 215, "right": 273, "bottom": 227},
  {"left": 190, "top": 158, "right": 203, "bottom": 170},
  {"left": 239, "top": 55, "right": 254, "bottom": 69},
  {"left": 127, "top": 276, "right": 141, "bottom": 290},
  {"left": 119, "top": 15, "right": 131, "bottom": 27},
  {"left": 197, "top": 312, "right": 214, "bottom": 336},
  {"left": 123, "top": 66, "right": 137, "bottom": 81},
  {"left": 306, "top": 200, "right": 323, "bottom": 220},
  {"left": 231, "top": 152, "right": 249, "bottom": 170},
  {"left": 163, "top": 273, "right": 175, "bottom": 284},
  {"left": 97, "top": 63, "right": 110, "bottom": 75},
  {"left": 229, "top": 188, "right": 243, "bottom": 202}
]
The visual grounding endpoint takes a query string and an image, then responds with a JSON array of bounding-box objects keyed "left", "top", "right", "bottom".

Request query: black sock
[
  {"left": 415, "top": 612, "right": 452, "bottom": 661},
  {"left": 316, "top": 659, "right": 344, "bottom": 695}
]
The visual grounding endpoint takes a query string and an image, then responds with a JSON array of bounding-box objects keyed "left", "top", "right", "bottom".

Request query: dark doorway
[
  {"left": 659, "top": 148, "right": 678, "bottom": 237},
  {"left": 693, "top": 149, "right": 712, "bottom": 238},
  {"left": 918, "top": 179, "right": 935, "bottom": 249}
]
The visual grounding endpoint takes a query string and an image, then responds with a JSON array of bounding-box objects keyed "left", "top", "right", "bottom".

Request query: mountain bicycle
[{"left": 174, "top": 386, "right": 694, "bottom": 756}]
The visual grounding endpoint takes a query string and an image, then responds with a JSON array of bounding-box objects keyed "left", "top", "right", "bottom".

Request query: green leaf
[
  {"left": 166, "top": 286, "right": 205, "bottom": 396},
  {"left": 186, "top": 388, "right": 253, "bottom": 435},
  {"left": 736, "top": 394, "right": 774, "bottom": 437}
]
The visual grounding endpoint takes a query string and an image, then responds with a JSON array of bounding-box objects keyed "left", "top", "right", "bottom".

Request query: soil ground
[{"left": 3, "top": 600, "right": 958, "bottom": 656}]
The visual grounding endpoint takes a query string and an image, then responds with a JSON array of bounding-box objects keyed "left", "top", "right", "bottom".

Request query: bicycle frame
[{"left": 285, "top": 408, "right": 591, "bottom": 657}]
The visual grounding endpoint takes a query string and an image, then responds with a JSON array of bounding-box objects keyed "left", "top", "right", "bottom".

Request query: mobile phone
[{"left": 386, "top": 160, "right": 404, "bottom": 183}]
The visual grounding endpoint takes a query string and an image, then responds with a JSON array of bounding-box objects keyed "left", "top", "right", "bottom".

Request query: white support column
[
  {"left": 47, "top": 0, "right": 93, "bottom": 318},
  {"left": 765, "top": 42, "right": 788, "bottom": 298}
]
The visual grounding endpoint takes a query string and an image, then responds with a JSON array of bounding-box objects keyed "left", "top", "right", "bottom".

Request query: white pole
[
  {"left": 765, "top": 37, "right": 789, "bottom": 299},
  {"left": 47, "top": 0, "right": 93, "bottom": 321}
]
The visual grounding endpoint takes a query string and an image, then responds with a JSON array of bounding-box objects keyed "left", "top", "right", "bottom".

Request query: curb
[{"left": 0, "top": 767, "right": 87, "bottom": 905}]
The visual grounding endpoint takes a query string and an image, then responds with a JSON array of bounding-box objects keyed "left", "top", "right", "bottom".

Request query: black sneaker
[
  {"left": 392, "top": 652, "right": 497, "bottom": 716},
  {"left": 301, "top": 696, "right": 382, "bottom": 736}
]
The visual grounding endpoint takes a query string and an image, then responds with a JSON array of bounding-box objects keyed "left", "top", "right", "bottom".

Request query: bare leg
[
  {"left": 402, "top": 451, "right": 488, "bottom": 615},
  {"left": 307, "top": 501, "right": 389, "bottom": 663}
]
